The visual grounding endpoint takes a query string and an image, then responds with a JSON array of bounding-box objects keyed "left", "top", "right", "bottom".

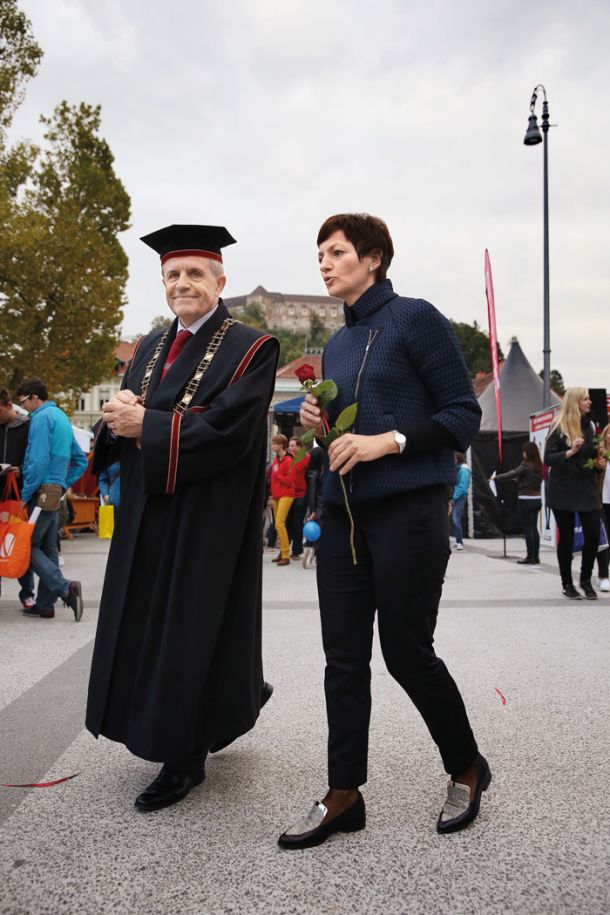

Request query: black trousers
[
  {"left": 317, "top": 487, "right": 478, "bottom": 789},
  {"left": 552, "top": 508, "right": 601, "bottom": 587},
  {"left": 288, "top": 496, "right": 308, "bottom": 556},
  {"left": 517, "top": 498, "right": 541, "bottom": 559}
]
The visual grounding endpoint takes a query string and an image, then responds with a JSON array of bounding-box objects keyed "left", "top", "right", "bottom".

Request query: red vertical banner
[{"left": 484, "top": 249, "right": 503, "bottom": 463}]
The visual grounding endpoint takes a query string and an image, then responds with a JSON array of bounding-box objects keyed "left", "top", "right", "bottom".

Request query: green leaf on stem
[
  {"left": 323, "top": 427, "right": 341, "bottom": 446},
  {"left": 290, "top": 447, "right": 308, "bottom": 467},
  {"left": 311, "top": 380, "right": 338, "bottom": 410},
  {"left": 334, "top": 403, "right": 358, "bottom": 433},
  {"left": 299, "top": 428, "right": 317, "bottom": 445}
]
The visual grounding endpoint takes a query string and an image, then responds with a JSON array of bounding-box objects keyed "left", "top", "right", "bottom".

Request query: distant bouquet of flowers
[
  {"left": 584, "top": 435, "right": 610, "bottom": 470},
  {"left": 293, "top": 364, "right": 358, "bottom": 564}
]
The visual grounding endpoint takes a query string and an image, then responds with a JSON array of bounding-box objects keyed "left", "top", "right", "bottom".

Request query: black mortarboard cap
[{"left": 140, "top": 224, "right": 237, "bottom": 264}]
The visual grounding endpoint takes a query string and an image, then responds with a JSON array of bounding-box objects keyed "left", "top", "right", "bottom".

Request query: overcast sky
[{"left": 10, "top": 0, "right": 610, "bottom": 388}]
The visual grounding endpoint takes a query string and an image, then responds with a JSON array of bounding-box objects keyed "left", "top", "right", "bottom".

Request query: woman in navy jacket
[{"left": 279, "top": 214, "right": 490, "bottom": 848}]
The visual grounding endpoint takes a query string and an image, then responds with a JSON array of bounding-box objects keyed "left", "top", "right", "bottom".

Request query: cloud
[{"left": 9, "top": 0, "right": 610, "bottom": 387}]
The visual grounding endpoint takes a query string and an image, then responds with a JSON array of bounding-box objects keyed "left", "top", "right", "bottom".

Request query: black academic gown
[{"left": 86, "top": 303, "right": 279, "bottom": 762}]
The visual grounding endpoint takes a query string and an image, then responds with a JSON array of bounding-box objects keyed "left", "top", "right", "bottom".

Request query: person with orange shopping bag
[
  {"left": 0, "top": 468, "right": 34, "bottom": 581},
  {"left": 15, "top": 378, "right": 87, "bottom": 620},
  {"left": 0, "top": 388, "right": 33, "bottom": 606}
]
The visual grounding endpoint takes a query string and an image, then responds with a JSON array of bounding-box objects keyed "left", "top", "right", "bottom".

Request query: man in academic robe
[{"left": 86, "top": 224, "right": 279, "bottom": 811}]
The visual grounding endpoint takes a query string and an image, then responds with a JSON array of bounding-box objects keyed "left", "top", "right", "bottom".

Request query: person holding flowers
[
  {"left": 279, "top": 213, "right": 489, "bottom": 848},
  {"left": 543, "top": 387, "right": 603, "bottom": 599}
]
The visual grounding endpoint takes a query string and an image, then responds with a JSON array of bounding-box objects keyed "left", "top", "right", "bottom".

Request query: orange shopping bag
[{"left": 0, "top": 471, "right": 33, "bottom": 579}]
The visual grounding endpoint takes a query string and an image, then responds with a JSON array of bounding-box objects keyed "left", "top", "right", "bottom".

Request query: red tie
[{"left": 161, "top": 329, "right": 191, "bottom": 378}]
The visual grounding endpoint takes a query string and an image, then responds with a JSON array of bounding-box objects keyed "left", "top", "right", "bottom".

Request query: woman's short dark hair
[
  {"left": 15, "top": 378, "right": 48, "bottom": 401},
  {"left": 522, "top": 441, "right": 542, "bottom": 471},
  {"left": 317, "top": 213, "right": 394, "bottom": 281}
]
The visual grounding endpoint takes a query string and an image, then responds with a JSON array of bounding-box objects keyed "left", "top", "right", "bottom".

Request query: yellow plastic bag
[{"left": 98, "top": 503, "right": 114, "bottom": 539}]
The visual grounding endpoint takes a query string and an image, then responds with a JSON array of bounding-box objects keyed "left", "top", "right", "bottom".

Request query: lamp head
[{"left": 523, "top": 114, "right": 543, "bottom": 146}]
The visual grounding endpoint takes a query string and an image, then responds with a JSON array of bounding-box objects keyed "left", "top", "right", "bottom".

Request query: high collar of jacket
[
  {"left": 343, "top": 279, "right": 397, "bottom": 327},
  {"left": 30, "top": 400, "right": 55, "bottom": 417}
]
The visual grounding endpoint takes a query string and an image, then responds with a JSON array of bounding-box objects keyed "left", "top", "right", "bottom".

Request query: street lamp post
[{"left": 523, "top": 85, "right": 552, "bottom": 408}]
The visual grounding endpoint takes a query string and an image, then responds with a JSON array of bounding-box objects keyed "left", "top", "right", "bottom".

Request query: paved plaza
[{"left": 0, "top": 534, "right": 609, "bottom": 915}]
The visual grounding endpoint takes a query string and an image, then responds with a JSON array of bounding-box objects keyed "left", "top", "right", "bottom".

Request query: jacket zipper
[{"left": 349, "top": 329, "right": 379, "bottom": 493}]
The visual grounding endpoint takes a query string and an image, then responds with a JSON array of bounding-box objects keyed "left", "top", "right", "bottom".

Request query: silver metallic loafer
[
  {"left": 278, "top": 793, "right": 366, "bottom": 849},
  {"left": 437, "top": 755, "right": 492, "bottom": 834}
]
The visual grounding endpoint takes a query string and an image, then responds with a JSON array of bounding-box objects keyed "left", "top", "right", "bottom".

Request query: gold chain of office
[{"left": 139, "top": 318, "right": 237, "bottom": 413}]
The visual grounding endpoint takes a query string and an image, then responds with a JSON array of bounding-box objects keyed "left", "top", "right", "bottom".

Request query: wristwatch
[{"left": 392, "top": 430, "right": 407, "bottom": 454}]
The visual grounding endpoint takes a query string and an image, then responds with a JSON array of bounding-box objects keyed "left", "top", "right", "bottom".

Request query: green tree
[
  {"left": 308, "top": 311, "right": 330, "bottom": 348},
  {"left": 450, "top": 320, "right": 504, "bottom": 377},
  {"left": 150, "top": 314, "right": 173, "bottom": 331},
  {"left": 0, "top": 0, "right": 42, "bottom": 133},
  {"left": 0, "top": 101, "right": 131, "bottom": 403},
  {"left": 274, "top": 328, "right": 308, "bottom": 366},
  {"left": 238, "top": 300, "right": 268, "bottom": 331},
  {"left": 539, "top": 368, "right": 565, "bottom": 395}
]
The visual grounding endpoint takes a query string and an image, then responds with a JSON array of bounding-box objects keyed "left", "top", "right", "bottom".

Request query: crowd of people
[
  {"left": 1, "top": 214, "right": 608, "bottom": 850},
  {"left": 0, "top": 380, "right": 86, "bottom": 621},
  {"left": 266, "top": 434, "right": 322, "bottom": 564}
]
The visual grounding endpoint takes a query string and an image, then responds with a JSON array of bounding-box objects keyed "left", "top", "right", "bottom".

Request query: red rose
[{"left": 295, "top": 364, "right": 316, "bottom": 384}]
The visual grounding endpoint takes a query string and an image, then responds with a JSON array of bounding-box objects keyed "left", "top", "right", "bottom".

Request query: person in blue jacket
[
  {"left": 16, "top": 378, "right": 87, "bottom": 621},
  {"left": 279, "top": 213, "right": 490, "bottom": 849},
  {"left": 451, "top": 452, "right": 471, "bottom": 550},
  {"left": 98, "top": 461, "right": 120, "bottom": 510}
]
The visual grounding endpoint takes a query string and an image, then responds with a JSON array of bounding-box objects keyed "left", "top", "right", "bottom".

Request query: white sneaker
[
  {"left": 598, "top": 578, "right": 610, "bottom": 592},
  {"left": 455, "top": 543, "right": 464, "bottom": 551},
  {"left": 21, "top": 596, "right": 36, "bottom": 609}
]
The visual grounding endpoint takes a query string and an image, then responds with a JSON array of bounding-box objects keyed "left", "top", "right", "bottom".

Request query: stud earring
[{"left": 368, "top": 266, "right": 374, "bottom": 273}]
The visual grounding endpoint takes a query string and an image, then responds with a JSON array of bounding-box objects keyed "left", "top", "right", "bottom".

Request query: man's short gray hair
[{"left": 208, "top": 258, "right": 225, "bottom": 279}]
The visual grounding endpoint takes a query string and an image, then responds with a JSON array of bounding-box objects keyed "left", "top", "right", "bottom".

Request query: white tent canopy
[{"left": 72, "top": 425, "right": 94, "bottom": 453}]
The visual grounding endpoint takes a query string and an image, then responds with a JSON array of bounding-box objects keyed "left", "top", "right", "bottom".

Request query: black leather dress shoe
[
  {"left": 278, "top": 792, "right": 366, "bottom": 849},
  {"left": 260, "top": 680, "right": 274, "bottom": 708},
  {"left": 437, "top": 754, "right": 492, "bottom": 834},
  {"left": 134, "top": 766, "right": 205, "bottom": 812}
]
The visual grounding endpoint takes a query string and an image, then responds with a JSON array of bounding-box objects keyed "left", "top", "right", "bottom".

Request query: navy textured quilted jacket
[{"left": 321, "top": 280, "right": 481, "bottom": 505}]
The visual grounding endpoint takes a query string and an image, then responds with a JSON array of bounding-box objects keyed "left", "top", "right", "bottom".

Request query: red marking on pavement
[
  {"left": 1, "top": 773, "right": 80, "bottom": 788},
  {"left": 495, "top": 688, "right": 507, "bottom": 705}
]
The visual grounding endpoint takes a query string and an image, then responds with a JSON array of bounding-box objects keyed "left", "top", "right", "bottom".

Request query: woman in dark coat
[
  {"left": 492, "top": 441, "right": 543, "bottom": 564},
  {"left": 279, "top": 213, "right": 490, "bottom": 848},
  {"left": 544, "top": 387, "right": 602, "bottom": 599}
]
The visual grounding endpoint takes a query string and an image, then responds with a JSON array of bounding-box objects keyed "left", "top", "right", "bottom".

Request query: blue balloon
[{"left": 303, "top": 520, "right": 321, "bottom": 542}]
